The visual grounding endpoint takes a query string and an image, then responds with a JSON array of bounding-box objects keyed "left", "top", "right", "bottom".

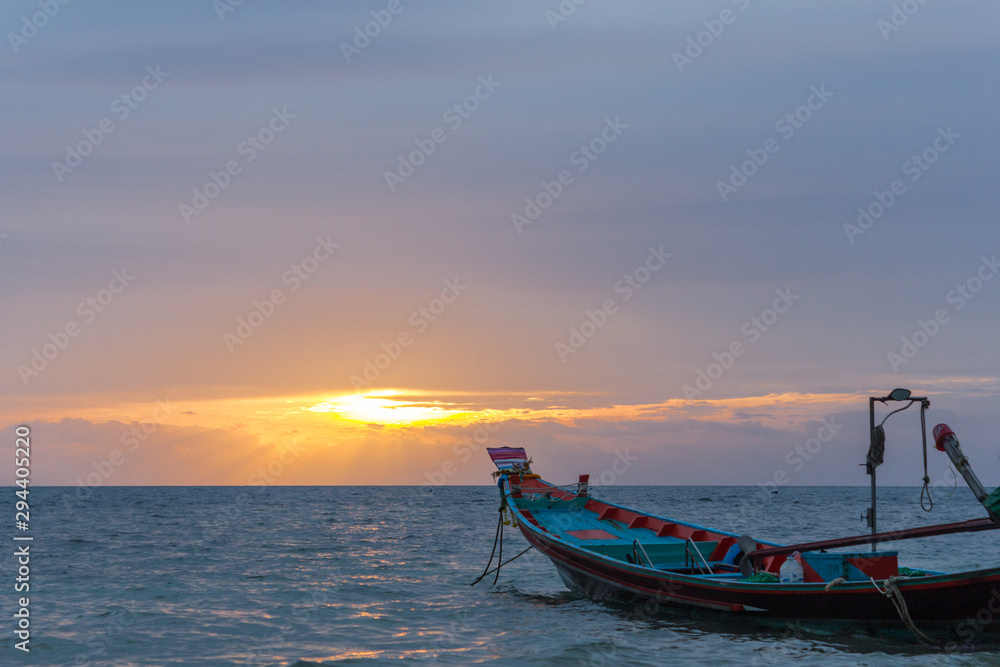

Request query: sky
[{"left": 2, "top": 1, "right": 1000, "bottom": 491}]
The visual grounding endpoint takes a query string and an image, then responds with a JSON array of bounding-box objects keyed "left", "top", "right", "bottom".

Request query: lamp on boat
[{"left": 887, "top": 388, "right": 911, "bottom": 401}]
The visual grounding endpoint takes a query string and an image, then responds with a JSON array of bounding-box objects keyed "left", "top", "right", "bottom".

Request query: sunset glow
[
  {"left": 308, "top": 390, "right": 467, "bottom": 426},
  {"left": 3, "top": 3, "right": 999, "bottom": 488}
]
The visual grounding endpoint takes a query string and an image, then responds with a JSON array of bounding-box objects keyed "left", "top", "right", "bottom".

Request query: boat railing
[
  {"left": 632, "top": 540, "right": 654, "bottom": 568},
  {"left": 685, "top": 538, "right": 712, "bottom": 574}
]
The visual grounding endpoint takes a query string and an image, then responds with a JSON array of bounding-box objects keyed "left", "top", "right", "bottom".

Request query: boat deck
[
  {"left": 528, "top": 507, "right": 720, "bottom": 567},
  {"left": 511, "top": 481, "right": 740, "bottom": 573},
  {"left": 509, "top": 477, "right": 923, "bottom": 582}
]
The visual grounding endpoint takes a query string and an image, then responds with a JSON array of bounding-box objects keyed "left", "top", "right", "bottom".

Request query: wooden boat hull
[
  {"left": 521, "top": 523, "right": 1000, "bottom": 622},
  {"left": 484, "top": 429, "right": 1000, "bottom": 642},
  {"left": 485, "top": 445, "right": 1000, "bottom": 636},
  {"left": 484, "top": 464, "right": 1000, "bottom": 634}
]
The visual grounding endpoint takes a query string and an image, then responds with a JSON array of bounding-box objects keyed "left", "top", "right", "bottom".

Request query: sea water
[{"left": 3, "top": 485, "right": 1000, "bottom": 665}]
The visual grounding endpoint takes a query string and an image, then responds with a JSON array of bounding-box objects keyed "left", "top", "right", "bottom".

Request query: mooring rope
[
  {"left": 471, "top": 546, "right": 535, "bottom": 585},
  {"left": 471, "top": 501, "right": 536, "bottom": 586},
  {"left": 493, "top": 512, "right": 504, "bottom": 585},
  {"left": 871, "top": 576, "right": 937, "bottom": 645},
  {"left": 470, "top": 507, "right": 503, "bottom": 586}
]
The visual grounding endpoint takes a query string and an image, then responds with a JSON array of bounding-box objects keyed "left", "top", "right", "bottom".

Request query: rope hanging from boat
[
  {"left": 870, "top": 576, "right": 937, "bottom": 646},
  {"left": 470, "top": 505, "right": 504, "bottom": 586},
  {"left": 494, "top": 508, "right": 504, "bottom": 585},
  {"left": 868, "top": 424, "right": 886, "bottom": 470},
  {"left": 471, "top": 500, "right": 534, "bottom": 585},
  {"left": 945, "top": 461, "right": 958, "bottom": 497},
  {"left": 871, "top": 399, "right": 923, "bottom": 469},
  {"left": 871, "top": 398, "right": 935, "bottom": 511},
  {"left": 472, "top": 545, "right": 534, "bottom": 584},
  {"left": 869, "top": 400, "right": 911, "bottom": 471},
  {"left": 918, "top": 400, "right": 934, "bottom": 512}
]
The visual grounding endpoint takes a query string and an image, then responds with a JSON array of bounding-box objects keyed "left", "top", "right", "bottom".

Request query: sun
[{"left": 307, "top": 390, "right": 465, "bottom": 426}]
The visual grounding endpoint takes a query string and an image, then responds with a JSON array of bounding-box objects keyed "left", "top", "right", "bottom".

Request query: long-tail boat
[{"left": 482, "top": 390, "right": 1000, "bottom": 640}]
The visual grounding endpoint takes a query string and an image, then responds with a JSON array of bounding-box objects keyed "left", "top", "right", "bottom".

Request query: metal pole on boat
[
  {"left": 865, "top": 388, "right": 929, "bottom": 552},
  {"left": 746, "top": 516, "right": 999, "bottom": 561},
  {"left": 868, "top": 396, "right": 877, "bottom": 551}
]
